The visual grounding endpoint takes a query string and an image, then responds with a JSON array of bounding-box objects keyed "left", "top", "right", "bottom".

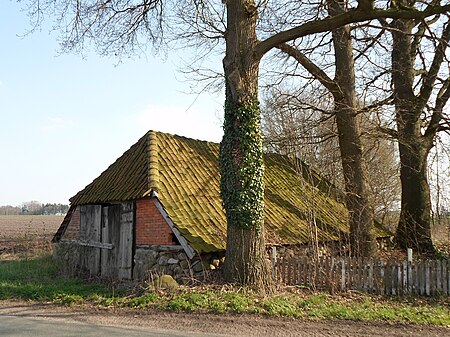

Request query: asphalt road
[{"left": 0, "top": 315, "right": 228, "bottom": 337}]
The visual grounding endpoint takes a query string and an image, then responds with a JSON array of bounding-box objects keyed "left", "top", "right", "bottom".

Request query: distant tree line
[{"left": 0, "top": 201, "right": 69, "bottom": 215}]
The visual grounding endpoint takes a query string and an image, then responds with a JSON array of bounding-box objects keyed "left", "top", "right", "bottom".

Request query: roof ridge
[{"left": 147, "top": 130, "right": 160, "bottom": 193}]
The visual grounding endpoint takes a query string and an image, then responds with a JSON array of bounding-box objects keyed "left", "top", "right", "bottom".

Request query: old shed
[{"left": 53, "top": 131, "right": 386, "bottom": 281}]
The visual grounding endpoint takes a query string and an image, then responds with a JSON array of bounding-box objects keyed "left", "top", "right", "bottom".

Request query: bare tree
[
  {"left": 386, "top": 6, "right": 450, "bottom": 253},
  {"left": 271, "top": 0, "right": 376, "bottom": 257},
  {"left": 21, "top": 0, "right": 450, "bottom": 289}
]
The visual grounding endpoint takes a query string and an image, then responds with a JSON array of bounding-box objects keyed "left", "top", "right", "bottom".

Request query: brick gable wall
[{"left": 136, "top": 198, "right": 174, "bottom": 245}]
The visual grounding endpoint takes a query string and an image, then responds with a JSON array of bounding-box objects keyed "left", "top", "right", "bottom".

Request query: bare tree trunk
[
  {"left": 330, "top": 0, "right": 376, "bottom": 257},
  {"left": 391, "top": 17, "right": 435, "bottom": 253},
  {"left": 396, "top": 137, "right": 434, "bottom": 253},
  {"left": 220, "top": 0, "right": 271, "bottom": 292}
]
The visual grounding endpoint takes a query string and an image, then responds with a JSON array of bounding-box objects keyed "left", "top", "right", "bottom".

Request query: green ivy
[{"left": 219, "top": 97, "right": 264, "bottom": 232}]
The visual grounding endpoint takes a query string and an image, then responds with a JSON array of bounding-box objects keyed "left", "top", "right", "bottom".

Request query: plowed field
[{"left": 0, "top": 215, "right": 63, "bottom": 258}]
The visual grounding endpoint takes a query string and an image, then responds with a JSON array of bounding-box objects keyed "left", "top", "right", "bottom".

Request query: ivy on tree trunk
[{"left": 220, "top": 0, "right": 271, "bottom": 292}]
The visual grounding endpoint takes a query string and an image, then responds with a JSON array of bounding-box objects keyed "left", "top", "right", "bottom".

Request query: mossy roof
[{"left": 66, "top": 130, "right": 387, "bottom": 253}]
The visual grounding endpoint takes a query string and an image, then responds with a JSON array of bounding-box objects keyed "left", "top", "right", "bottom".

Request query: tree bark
[
  {"left": 220, "top": 0, "right": 271, "bottom": 292},
  {"left": 396, "top": 136, "right": 434, "bottom": 253},
  {"left": 391, "top": 16, "right": 435, "bottom": 253},
  {"left": 330, "top": 0, "right": 376, "bottom": 257}
]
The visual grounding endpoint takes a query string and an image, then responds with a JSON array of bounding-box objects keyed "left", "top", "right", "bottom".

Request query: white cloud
[
  {"left": 136, "top": 104, "right": 223, "bottom": 142},
  {"left": 40, "top": 117, "right": 74, "bottom": 132}
]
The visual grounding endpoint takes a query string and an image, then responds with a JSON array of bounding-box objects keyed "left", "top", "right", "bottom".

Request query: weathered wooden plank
[
  {"left": 281, "top": 257, "right": 286, "bottom": 284},
  {"left": 447, "top": 260, "right": 450, "bottom": 296},
  {"left": 401, "top": 261, "right": 407, "bottom": 295},
  {"left": 436, "top": 260, "right": 442, "bottom": 294},
  {"left": 341, "top": 257, "right": 346, "bottom": 291},
  {"left": 287, "top": 257, "right": 293, "bottom": 285},
  {"left": 425, "top": 261, "right": 431, "bottom": 296},
  {"left": 101, "top": 206, "right": 110, "bottom": 277},
  {"left": 303, "top": 256, "right": 308, "bottom": 286},
  {"left": 79, "top": 205, "right": 102, "bottom": 276},
  {"left": 118, "top": 221, "right": 133, "bottom": 280},
  {"left": 443, "top": 260, "right": 448, "bottom": 295},
  {"left": 118, "top": 202, "right": 134, "bottom": 280},
  {"left": 412, "top": 262, "right": 417, "bottom": 295},
  {"left": 430, "top": 260, "right": 435, "bottom": 295},
  {"left": 407, "top": 260, "right": 412, "bottom": 294},
  {"left": 357, "top": 258, "right": 363, "bottom": 290},
  {"left": 385, "top": 262, "right": 392, "bottom": 295},
  {"left": 417, "top": 261, "right": 425, "bottom": 295},
  {"left": 328, "top": 257, "right": 334, "bottom": 291},
  {"left": 78, "top": 240, "right": 113, "bottom": 250},
  {"left": 101, "top": 205, "right": 120, "bottom": 279}
]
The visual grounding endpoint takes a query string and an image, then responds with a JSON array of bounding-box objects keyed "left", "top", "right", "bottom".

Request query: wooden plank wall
[
  {"left": 79, "top": 205, "right": 102, "bottom": 276},
  {"left": 118, "top": 202, "right": 134, "bottom": 280},
  {"left": 78, "top": 202, "right": 134, "bottom": 280},
  {"left": 101, "top": 205, "right": 120, "bottom": 279}
]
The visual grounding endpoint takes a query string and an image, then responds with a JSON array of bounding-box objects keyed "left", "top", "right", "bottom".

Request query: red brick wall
[
  {"left": 62, "top": 206, "right": 80, "bottom": 240},
  {"left": 136, "top": 198, "right": 174, "bottom": 245}
]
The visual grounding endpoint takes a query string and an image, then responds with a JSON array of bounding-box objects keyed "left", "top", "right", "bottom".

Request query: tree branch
[
  {"left": 377, "top": 125, "right": 399, "bottom": 139},
  {"left": 424, "top": 77, "right": 450, "bottom": 138},
  {"left": 418, "top": 20, "right": 450, "bottom": 109},
  {"left": 255, "top": 5, "right": 450, "bottom": 60},
  {"left": 276, "top": 43, "right": 341, "bottom": 97}
]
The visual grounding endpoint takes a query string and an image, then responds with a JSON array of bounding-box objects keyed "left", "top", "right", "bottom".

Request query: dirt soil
[
  {"left": 0, "top": 300, "right": 449, "bottom": 337},
  {"left": 0, "top": 215, "right": 62, "bottom": 258}
]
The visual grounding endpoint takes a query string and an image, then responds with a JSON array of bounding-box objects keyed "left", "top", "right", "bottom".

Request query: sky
[{"left": 0, "top": 1, "right": 224, "bottom": 206}]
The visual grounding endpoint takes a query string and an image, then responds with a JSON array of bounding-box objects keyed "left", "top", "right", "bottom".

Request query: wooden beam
[
  {"left": 152, "top": 198, "right": 196, "bottom": 260},
  {"left": 77, "top": 240, "right": 113, "bottom": 250}
]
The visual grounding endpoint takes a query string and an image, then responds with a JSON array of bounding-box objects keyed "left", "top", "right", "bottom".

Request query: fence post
[
  {"left": 447, "top": 259, "right": 450, "bottom": 296},
  {"left": 407, "top": 248, "right": 413, "bottom": 294},
  {"left": 443, "top": 259, "right": 448, "bottom": 295},
  {"left": 341, "top": 257, "right": 346, "bottom": 291},
  {"left": 419, "top": 261, "right": 425, "bottom": 295},
  {"left": 436, "top": 259, "right": 442, "bottom": 294},
  {"left": 379, "top": 260, "right": 387, "bottom": 295},
  {"left": 329, "top": 257, "right": 334, "bottom": 293},
  {"left": 402, "top": 261, "right": 407, "bottom": 295},
  {"left": 270, "top": 246, "right": 277, "bottom": 281},
  {"left": 281, "top": 256, "right": 286, "bottom": 285},
  {"left": 425, "top": 260, "right": 431, "bottom": 296}
]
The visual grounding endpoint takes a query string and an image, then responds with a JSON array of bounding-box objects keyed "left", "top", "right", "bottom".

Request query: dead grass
[{"left": 0, "top": 215, "right": 63, "bottom": 259}]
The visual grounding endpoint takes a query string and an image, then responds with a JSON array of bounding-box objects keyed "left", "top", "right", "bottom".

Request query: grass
[
  {"left": 1, "top": 255, "right": 449, "bottom": 326},
  {"left": 0, "top": 255, "right": 113, "bottom": 302}
]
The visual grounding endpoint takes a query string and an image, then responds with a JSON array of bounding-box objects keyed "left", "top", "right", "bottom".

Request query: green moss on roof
[{"left": 68, "top": 131, "right": 388, "bottom": 253}]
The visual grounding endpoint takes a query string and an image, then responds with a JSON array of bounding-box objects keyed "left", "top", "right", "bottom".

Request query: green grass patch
[
  {"left": 0, "top": 255, "right": 113, "bottom": 302},
  {"left": 1, "top": 255, "right": 449, "bottom": 326}
]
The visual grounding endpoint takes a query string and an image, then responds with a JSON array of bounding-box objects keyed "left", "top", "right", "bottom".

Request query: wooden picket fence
[{"left": 274, "top": 256, "right": 450, "bottom": 296}]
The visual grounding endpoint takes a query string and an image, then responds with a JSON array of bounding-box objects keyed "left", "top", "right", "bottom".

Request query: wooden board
[
  {"left": 118, "top": 202, "right": 134, "bottom": 280},
  {"left": 101, "top": 205, "right": 120, "bottom": 278},
  {"left": 79, "top": 205, "right": 101, "bottom": 276}
]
